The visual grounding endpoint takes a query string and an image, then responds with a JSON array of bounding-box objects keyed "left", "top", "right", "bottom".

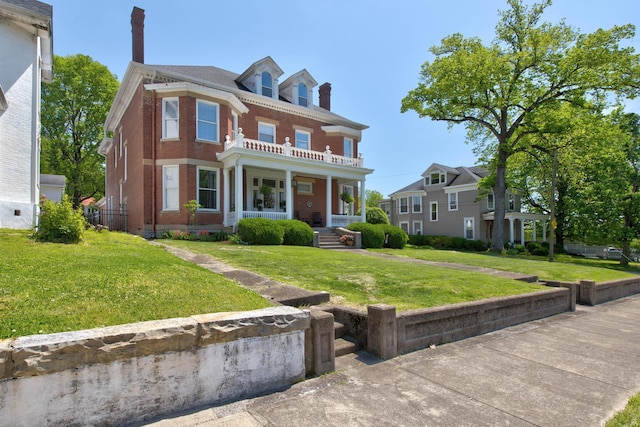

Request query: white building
[{"left": 0, "top": 0, "right": 53, "bottom": 228}]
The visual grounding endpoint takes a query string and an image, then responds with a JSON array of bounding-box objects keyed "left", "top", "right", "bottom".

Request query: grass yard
[
  {"left": 371, "top": 247, "right": 640, "bottom": 282},
  {"left": 0, "top": 230, "right": 270, "bottom": 339},
  {"left": 607, "top": 392, "right": 640, "bottom": 426},
  {"left": 164, "top": 241, "right": 547, "bottom": 311}
]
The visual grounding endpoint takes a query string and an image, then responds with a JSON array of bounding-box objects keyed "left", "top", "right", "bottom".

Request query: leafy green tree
[
  {"left": 41, "top": 54, "right": 119, "bottom": 208},
  {"left": 365, "top": 189, "right": 384, "bottom": 207},
  {"left": 401, "top": 0, "right": 640, "bottom": 251}
]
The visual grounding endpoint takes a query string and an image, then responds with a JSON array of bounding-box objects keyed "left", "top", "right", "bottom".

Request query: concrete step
[
  {"left": 334, "top": 321, "right": 348, "bottom": 339},
  {"left": 335, "top": 336, "right": 359, "bottom": 357}
]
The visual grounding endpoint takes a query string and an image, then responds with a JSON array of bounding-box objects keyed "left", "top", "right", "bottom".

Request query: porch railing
[
  {"left": 224, "top": 130, "right": 363, "bottom": 167},
  {"left": 242, "top": 211, "right": 288, "bottom": 221},
  {"left": 331, "top": 215, "right": 361, "bottom": 227}
]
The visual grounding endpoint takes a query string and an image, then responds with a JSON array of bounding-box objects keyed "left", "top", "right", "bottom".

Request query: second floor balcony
[{"left": 222, "top": 129, "right": 364, "bottom": 168}]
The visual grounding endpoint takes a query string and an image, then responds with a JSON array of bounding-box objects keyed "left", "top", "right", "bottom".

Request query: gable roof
[
  {"left": 389, "top": 163, "right": 489, "bottom": 197},
  {"left": 420, "top": 162, "right": 460, "bottom": 178}
]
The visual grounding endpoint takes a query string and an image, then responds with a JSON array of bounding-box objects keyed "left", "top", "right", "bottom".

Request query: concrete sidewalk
[{"left": 138, "top": 294, "right": 640, "bottom": 427}]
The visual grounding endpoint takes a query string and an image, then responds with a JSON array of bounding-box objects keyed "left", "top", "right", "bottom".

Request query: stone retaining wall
[
  {"left": 395, "top": 288, "right": 573, "bottom": 355},
  {"left": 578, "top": 277, "right": 640, "bottom": 305},
  {"left": 0, "top": 306, "right": 309, "bottom": 427}
]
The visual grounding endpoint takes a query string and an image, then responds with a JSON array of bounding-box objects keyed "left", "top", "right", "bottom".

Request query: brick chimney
[
  {"left": 319, "top": 82, "right": 331, "bottom": 111},
  {"left": 131, "top": 7, "right": 145, "bottom": 63}
]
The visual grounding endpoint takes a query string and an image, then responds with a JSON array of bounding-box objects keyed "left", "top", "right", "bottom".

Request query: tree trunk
[{"left": 491, "top": 144, "right": 509, "bottom": 252}]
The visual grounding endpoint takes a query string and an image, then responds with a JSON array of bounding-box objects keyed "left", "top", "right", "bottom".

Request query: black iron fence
[{"left": 85, "top": 209, "right": 128, "bottom": 232}]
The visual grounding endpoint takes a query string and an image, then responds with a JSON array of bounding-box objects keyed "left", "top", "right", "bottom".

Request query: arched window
[
  {"left": 261, "top": 71, "right": 273, "bottom": 98},
  {"left": 298, "top": 83, "right": 308, "bottom": 107}
]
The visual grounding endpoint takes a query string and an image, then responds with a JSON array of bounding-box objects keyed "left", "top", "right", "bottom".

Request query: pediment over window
[
  {"left": 421, "top": 163, "right": 459, "bottom": 186},
  {"left": 236, "top": 56, "right": 284, "bottom": 99},
  {"left": 279, "top": 69, "right": 318, "bottom": 107}
]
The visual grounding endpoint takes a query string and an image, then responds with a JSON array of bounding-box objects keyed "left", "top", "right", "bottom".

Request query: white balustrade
[
  {"left": 243, "top": 211, "right": 287, "bottom": 221},
  {"left": 331, "top": 215, "right": 361, "bottom": 227}
]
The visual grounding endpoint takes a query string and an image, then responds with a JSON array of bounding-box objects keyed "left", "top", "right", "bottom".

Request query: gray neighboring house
[
  {"left": 0, "top": 0, "right": 53, "bottom": 228},
  {"left": 40, "top": 174, "right": 65, "bottom": 202},
  {"left": 382, "top": 163, "right": 548, "bottom": 245}
]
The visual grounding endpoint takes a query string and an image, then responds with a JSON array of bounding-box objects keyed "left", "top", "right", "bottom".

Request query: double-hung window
[
  {"left": 261, "top": 72, "right": 273, "bottom": 98},
  {"left": 162, "top": 98, "right": 179, "bottom": 139},
  {"left": 464, "top": 218, "right": 475, "bottom": 240},
  {"left": 258, "top": 122, "right": 275, "bottom": 143},
  {"left": 344, "top": 137, "right": 354, "bottom": 158},
  {"left": 449, "top": 192, "right": 458, "bottom": 211},
  {"left": 487, "top": 192, "right": 495, "bottom": 210},
  {"left": 412, "top": 196, "right": 422, "bottom": 213},
  {"left": 399, "top": 197, "right": 408, "bottom": 214},
  {"left": 295, "top": 130, "right": 310, "bottom": 150},
  {"left": 508, "top": 193, "right": 515, "bottom": 211},
  {"left": 298, "top": 83, "right": 308, "bottom": 107},
  {"left": 430, "top": 201, "right": 438, "bottom": 221},
  {"left": 196, "top": 100, "right": 218, "bottom": 142},
  {"left": 197, "top": 167, "right": 219, "bottom": 210},
  {"left": 162, "top": 165, "right": 179, "bottom": 211}
]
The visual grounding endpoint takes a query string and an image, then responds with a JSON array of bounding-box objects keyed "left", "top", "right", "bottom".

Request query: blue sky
[{"left": 50, "top": 0, "right": 639, "bottom": 197}]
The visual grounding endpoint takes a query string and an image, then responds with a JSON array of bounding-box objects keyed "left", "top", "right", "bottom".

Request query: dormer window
[
  {"left": 425, "top": 172, "right": 446, "bottom": 186},
  {"left": 261, "top": 72, "right": 273, "bottom": 98},
  {"left": 298, "top": 83, "right": 308, "bottom": 107}
]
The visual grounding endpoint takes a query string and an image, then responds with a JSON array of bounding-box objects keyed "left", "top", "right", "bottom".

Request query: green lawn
[
  {"left": 607, "top": 392, "right": 640, "bottom": 426},
  {"left": 0, "top": 230, "right": 270, "bottom": 339},
  {"left": 164, "top": 241, "right": 547, "bottom": 311},
  {"left": 370, "top": 247, "right": 640, "bottom": 282}
]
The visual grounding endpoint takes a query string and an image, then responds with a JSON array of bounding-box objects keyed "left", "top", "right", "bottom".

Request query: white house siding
[{"left": 0, "top": 14, "right": 40, "bottom": 228}]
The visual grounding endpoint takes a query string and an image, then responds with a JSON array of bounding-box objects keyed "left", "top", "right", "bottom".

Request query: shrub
[
  {"left": 407, "top": 234, "right": 488, "bottom": 252},
  {"left": 34, "top": 195, "right": 86, "bottom": 244},
  {"left": 276, "top": 219, "right": 313, "bottom": 246},
  {"left": 526, "top": 241, "right": 549, "bottom": 256},
  {"left": 347, "top": 222, "right": 385, "bottom": 248},
  {"left": 237, "top": 218, "right": 284, "bottom": 245},
  {"left": 450, "top": 237, "right": 466, "bottom": 250},
  {"left": 379, "top": 224, "right": 408, "bottom": 249},
  {"left": 356, "top": 206, "right": 390, "bottom": 225}
]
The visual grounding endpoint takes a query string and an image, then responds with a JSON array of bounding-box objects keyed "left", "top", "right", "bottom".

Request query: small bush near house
[
  {"left": 33, "top": 195, "right": 86, "bottom": 244},
  {"left": 356, "top": 206, "right": 390, "bottom": 225},
  {"left": 379, "top": 224, "right": 408, "bottom": 249},
  {"left": 237, "top": 217, "right": 284, "bottom": 245},
  {"left": 276, "top": 219, "right": 313, "bottom": 246},
  {"left": 347, "top": 222, "right": 385, "bottom": 248},
  {"left": 526, "top": 241, "right": 549, "bottom": 256}
]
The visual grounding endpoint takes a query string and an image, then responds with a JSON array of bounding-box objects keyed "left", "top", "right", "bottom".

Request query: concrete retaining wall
[
  {"left": 0, "top": 306, "right": 309, "bottom": 427},
  {"left": 396, "top": 288, "right": 572, "bottom": 354},
  {"left": 578, "top": 277, "right": 640, "bottom": 306}
]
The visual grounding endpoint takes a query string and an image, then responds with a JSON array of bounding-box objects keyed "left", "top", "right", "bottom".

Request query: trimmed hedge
[
  {"left": 237, "top": 218, "right": 284, "bottom": 245},
  {"left": 379, "top": 224, "right": 408, "bottom": 249},
  {"left": 276, "top": 219, "right": 313, "bottom": 246},
  {"left": 356, "top": 206, "right": 390, "bottom": 224},
  {"left": 347, "top": 222, "right": 385, "bottom": 248},
  {"left": 408, "top": 234, "right": 488, "bottom": 252}
]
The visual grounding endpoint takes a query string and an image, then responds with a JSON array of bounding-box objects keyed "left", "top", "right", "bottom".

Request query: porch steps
[
  {"left": 334, "top": 320, "right": 361, "bottom": 357},
  {"left": 317, "top": 229, "right": 352, "bottom": 249}
]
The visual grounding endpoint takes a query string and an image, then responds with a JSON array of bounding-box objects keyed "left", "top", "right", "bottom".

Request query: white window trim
[
  {"left": 162, "top": 165, "right": 179, "bottom": 211},
  {"left": 464, "top": 217, "right": 475, "bottom": 240},
  {"left": 297, "top": 182, "right": 313, "bottom": 194},
  {"left": 344, "top": 137, "right": 354, "bottom": 158},
  {"left": 430, "top": 201, "right": 438, "bottom": 222},
  {"left": 162, "top": 97, "right": 179, "bottom": 140},
  {"left": 448, "top": 192, "right": 458, "bottom": 211},
  {"left": 487, "top": 192, "right": 495, "bottom": 210},
  {"left": 197, "top": 166, "right": 220, "bottom": 211},
  {"left": 399, "top": 221, "right": 409, "bottom": 234},
  {"left": 123, "top": 145, "right": 128, "bottom": 183},
  {"left": 426, "top": 171, "right": 446, "bottom": 186},
  {"left": 298, "top": 82, "right": 308, "bottom": 107},
  {"left": 412, "top": 196, "right": 422, "bottom": 213},
  {"left": 119, "top": 130, "right": 123, "bottom": 158},
  {"left": 258, "top": 122, "right": 276, "bottom": 144},
  {"left": 114, "top": 145, "right": 117, "bottom": 168},
  {"left": 196, "top": 99, "right": 219, "bottom": 143},
  {"left": 295, "top": 129, "right": 310, "bottom": 150},
  {"left": 399, "top": 197, "right": 408, "bottom": 214},
  {"left": 412, "top": 221, "right": 423, "bottom": 235}
]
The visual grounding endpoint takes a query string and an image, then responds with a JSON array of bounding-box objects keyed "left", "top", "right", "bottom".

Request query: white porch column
[
  {"left": 360, "top": 179, "right": 366, "bottom": 223},
  {"left": 223, "top": 167, "right": 230, "bottom": 226},
  {"left": 326, "top": 175, "right": 332, "bottom": 228},
  {"left": 532, "top": 220, "right": 537, "bottom": 242},
  {"left": 509, "top": 218, "right": 515, "bottom": 244},
  {"left": 235, "top": 162, "right": 243, "bottom": 223},
  {"left": 520, "top": 219, "right": 525, "bottom": 245},
  {"left": 285, "top": 170, "right": 293, "bottom": 220}
]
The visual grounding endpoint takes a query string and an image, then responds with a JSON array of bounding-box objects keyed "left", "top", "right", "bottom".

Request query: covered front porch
[
  {"left": 482, "top": 211, "right": 549, "bottom": 245},
  {"left": 217, "top": 130, "right": 373, "bottom": 229}
]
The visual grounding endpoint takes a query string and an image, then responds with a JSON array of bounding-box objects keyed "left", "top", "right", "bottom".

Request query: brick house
[
  {"left": 382, "top": 163, "right": 548, "bottom": 245},
  {"left": 0, "top": 0, "right": 53, "bottom": 228},
  {"left": 98, "top": 8, "right": 372, "bottom": 237}
]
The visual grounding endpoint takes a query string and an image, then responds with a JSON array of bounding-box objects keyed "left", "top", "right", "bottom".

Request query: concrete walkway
[{"left": 139, "top": 295, "right": 640, "bottom": 426}]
